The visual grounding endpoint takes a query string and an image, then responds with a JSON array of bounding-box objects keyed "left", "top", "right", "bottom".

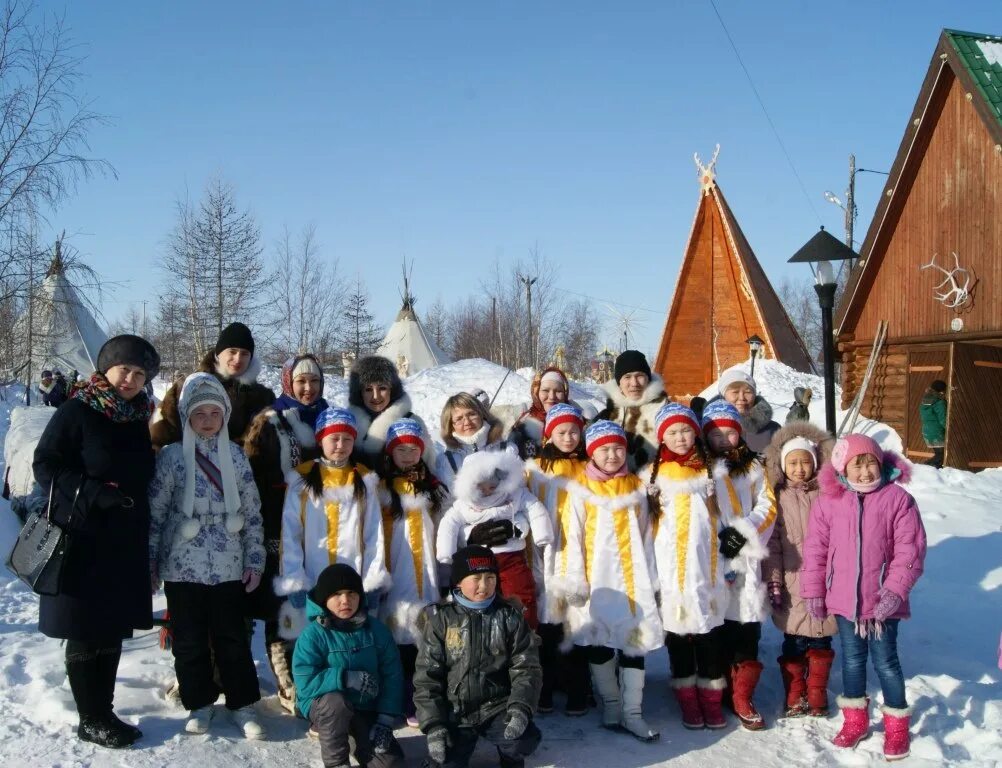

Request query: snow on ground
[{"left": 1, "top": 363, "right": 1000, "bottom": 767}]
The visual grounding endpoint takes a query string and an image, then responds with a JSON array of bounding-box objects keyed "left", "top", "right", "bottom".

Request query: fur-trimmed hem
[
  {"left": 273, "top": 574, "right": 308, "bottom": 596},
  {"left": 277, "top": 601, "right": 307, "bottom": 640},
  {"left": 836, "top": 695, "right": 869, "bottom": 709},
  {"left": 363, "top": 570, "right": 393, "bottom": 596},
  {"left": 387, "top": 599, "right": 431, "bottom": 644},
  {"left": 672, "top": 675, "right": 697, "bottom": 689},
  {"left": 696, "top": 677, "right": 727, "bottom": 690},
  {"left": 880, "top": 704, "right": 912, "bottom": 717}
]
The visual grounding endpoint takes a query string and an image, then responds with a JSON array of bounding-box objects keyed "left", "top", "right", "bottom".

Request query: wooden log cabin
[
  {"left": 654, "top": 149, "right": 814, "bottom": 399},
  {"left": 835, "top": 29, "right": 1002, "bottom": 470}
]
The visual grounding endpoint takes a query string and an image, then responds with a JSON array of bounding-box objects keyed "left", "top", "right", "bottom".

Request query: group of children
[{"left": 147, "top": 371, "right": 926, "bottom": 767}]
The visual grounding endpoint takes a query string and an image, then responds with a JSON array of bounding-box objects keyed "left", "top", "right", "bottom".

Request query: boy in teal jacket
[{"left": 293, "top": 564, "right": 404, "bottom": 768}]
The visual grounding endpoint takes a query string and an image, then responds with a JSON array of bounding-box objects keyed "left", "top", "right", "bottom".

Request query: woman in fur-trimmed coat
[
  {"left": 594, "top": 351, "right": 668, "bottom": 472},
  {"left": 151, "top": 323, "right": 275, "bottom": 451},
  {"left": 347, "top": 355, "right": 435, "bottom": 468}
]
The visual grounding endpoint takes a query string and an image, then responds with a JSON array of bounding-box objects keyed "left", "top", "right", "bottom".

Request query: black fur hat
[
  {"left": 349, "top": 355, "right": 404, "bottom": 407},
  {"left": 97, "top": 335, "right": 160, "bottom": 380}
]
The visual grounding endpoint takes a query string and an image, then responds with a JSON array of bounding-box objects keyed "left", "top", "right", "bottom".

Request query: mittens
[
  {"left": 503, "top": 706, "right": 530, "bottom": 740},
  {"left": 718, "top": 526, "right": 747, "bottom": 559},
  {"left": 369, "top": 714, "right": 397, "bottom": 754},
  {"left": 467, "top": 519, "right": 515, "bottom": 548},
  {"left": 873, "top": 588, "right": 902, "bottom": 622},
  {"left": 344, "top": 670, "right": 379, "bottom": 698},
  {"left": 426, "top": 726, "right": 450, "bottom": 763},
  {"left": 805, "top": 596, "right": 828, "bottom": 621}
]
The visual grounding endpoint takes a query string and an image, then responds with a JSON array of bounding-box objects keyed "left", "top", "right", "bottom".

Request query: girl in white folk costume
[
  {"left": 375, "top": 418, "right": 446, "bottom": 727},
  {"left": 273, "top": 407, "right": 390, "bottom": 639},
  {"left": 643, "top": 402, "right": 730, "bottom": 731},
  {"left": 558, "top": 420, "right": 663, "bottom": 743},
  {"left": 700, "top": 400, "right": 777, "bottom": 731},
  {"left": 524, "top": 403, "right": 590, "bottom": 716}
]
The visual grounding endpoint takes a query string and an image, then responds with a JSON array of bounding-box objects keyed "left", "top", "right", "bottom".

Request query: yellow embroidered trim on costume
[
  {"left": 757, "top": 482, "right": 778, "bottom": 534},
  {"left": 584, "top": 502, "right": 598, "bottom": 584},
  {"left": 325, "top": 501, "right": 341, "bottom": 565},
  {"left": 407, "top": 510, "right": 424, "bottom": 600},
  {"left": 614, "top": 507, "right": 636, "bottom": 615},
  {"left": 725, "top": 477, "right": 741, "bottom": 517},
  {"left": 674, "top": 493, "right": 690, "bottom": 593}
]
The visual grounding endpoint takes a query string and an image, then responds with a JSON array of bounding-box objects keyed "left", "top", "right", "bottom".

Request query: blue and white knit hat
[
  {"left": 700, "top": 399, "right": 743, "bottom": 435},
  {"left": 654, "top": 401, "right": 700, "bottom": 443},
  {"left": 315, "top": 406, "right": 358, "bottom": 441},
  {"left": 385, "top": 417, "right": 425, "bottom": 453},
  {"left": 543, "top": 403, "right": 584, "bottom": 439},
  {"left": 584, "top": 419, "right": 627, "bottom": 456}
]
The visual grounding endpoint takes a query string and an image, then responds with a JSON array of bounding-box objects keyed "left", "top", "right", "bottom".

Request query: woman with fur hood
[
  {"left": 151, "top": 322, "right": 275, "bottom": 451},
  {"left": 347, "top": 355, "right": 435, "bottom": 469},
  {"left": 594, "top": 350, "right": 668, "bottom": 471},
  {"left": 762, "top": 421, "right": 837, "bottom": 719},
  {"left": 242, "top": 353, "right": 329, "bottom": 714},
  {"left": 436, "top": 449, "right": 553, "bottom": 629}
]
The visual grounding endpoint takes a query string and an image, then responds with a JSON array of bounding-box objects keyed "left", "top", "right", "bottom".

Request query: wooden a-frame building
[
  {"left": 836, "top": 29, "right": 1002, "bottom": 470},
  {"left": 654, "top": 152, "right": 814, "bottom": 399}
]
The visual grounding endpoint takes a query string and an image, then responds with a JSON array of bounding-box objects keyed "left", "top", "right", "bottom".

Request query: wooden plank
[
  {"left": 906, "top": 449, "right": 935, "bottom": 458},
  {"left": 974, "top": 361, "right": 1002, "bottom": 369},
  {"left": 908, "top": 365, "right": 943, "bottom": 372},
  {"left": 968, "top": 461, "right": 1002, "bottom": 468}
]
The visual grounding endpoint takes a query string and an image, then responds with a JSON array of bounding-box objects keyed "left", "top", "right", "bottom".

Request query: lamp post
[
  {"left": 746, "top": 334, "right": 764, "bottom": 378},
  {"left": 788, "top": 227, "right": 858, "bottom": 436}
]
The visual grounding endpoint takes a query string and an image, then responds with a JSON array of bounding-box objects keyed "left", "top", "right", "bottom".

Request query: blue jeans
[
  {"left": 782, "top": 633, "right": 833, "bottom": 658},
  {"left": 835, "top": 616, "right": 907, "bottom": 708}
]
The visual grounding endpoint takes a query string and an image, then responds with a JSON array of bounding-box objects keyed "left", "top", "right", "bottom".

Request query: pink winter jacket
[{"left": 800, "top": 454, "right": 926, "bottom": 622}]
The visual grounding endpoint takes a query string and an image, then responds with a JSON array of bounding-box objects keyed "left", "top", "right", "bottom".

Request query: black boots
[
  {"left": 66, "top": 643, "right": 140, "bottom": 748},
  {"left": 78, "top": 716, "right": 136, "bottom": 749}
]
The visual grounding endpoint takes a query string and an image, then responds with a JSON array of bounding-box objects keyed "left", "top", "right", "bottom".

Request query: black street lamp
[
  {"left": 788, "top": 227, "right": 858, "bottom": 436},
  {"left": 746, "top": 335, "right": 765, "bottom": 378}
]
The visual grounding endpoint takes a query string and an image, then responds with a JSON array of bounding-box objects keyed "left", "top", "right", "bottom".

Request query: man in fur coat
[
  {"left": 594, "top": 350, "right": 667, "bottom": 471},
  {"left": 151, "top": 322, "right": 275, "bottom": 451}
]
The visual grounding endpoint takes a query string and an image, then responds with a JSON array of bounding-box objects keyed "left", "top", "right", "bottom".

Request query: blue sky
[{"left": 39, "top": 1, "right": 1001, "bottom": 357}]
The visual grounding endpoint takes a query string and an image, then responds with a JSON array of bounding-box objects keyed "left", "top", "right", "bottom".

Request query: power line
[{"left": 708, "top": 0, "right": 824, "bottom": 225}]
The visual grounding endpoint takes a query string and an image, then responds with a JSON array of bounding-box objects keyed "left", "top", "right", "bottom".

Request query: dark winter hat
[
  {"left": 214, "top": 322, "right": 255, "bottom": 357},
  {"left": 310, "top": 563, "right": 364, "bottom": 606},
  {"left": 930, "top": 379, "right": 947, "bottom": 394},
  {"left": 97, "top": 334, "right": 161, "bottom": 380},
  {"left": 40, "top": 370, "right": 52, "bottom": 379},
  {"left": 349, "top": 355, "right": 404, "bottom": 407},
  {"left": 450, "top": 545, "right": 499, "bottom": 587},
  {"left": 614, "top": 350, "right": 652, "bottom": 384}
]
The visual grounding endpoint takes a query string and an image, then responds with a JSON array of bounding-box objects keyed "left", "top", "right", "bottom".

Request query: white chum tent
[{"left": 375, "top": 297, "right": 450, "bottom": 376}]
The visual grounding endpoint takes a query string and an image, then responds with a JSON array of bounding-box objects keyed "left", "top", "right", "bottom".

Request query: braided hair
[
  {"left": 303, "top": 457, "right": 368, "bottom": 506},
  {"left": 377, "top": 454, "right": 448, "bottom": 521}
]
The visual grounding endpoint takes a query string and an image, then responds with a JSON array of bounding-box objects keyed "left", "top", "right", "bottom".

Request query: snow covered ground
[{"left": 1, "top": 361, "right": 1000, "bottom": 767}]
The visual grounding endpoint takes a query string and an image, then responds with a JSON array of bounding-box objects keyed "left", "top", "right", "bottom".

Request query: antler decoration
[
  {"left": 694, "top": 144, "right": 721, "bottom": 195},
  {"left": 920, "top": 252, "right": 972, "bottom": 309}
]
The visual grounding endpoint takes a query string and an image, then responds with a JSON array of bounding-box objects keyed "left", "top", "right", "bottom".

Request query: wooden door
[
  {"left": 904, "top": 347, "right": 950, "bottom": 462},
  {"left": 947, "top": 343, "right": 1002, "bottom": 470}
]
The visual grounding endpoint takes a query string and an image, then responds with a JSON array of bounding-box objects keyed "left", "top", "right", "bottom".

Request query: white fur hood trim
[
  {"left": 349, "top": 394, "right": 437, "bottom": 466},
  {"left": 570, "top": 484, "right": 647, "bottom": 512},
  {"left": 452, "top": 449, "right": 527, "bottom": 506},
  {"left": 601, "top": 374, "right": 665, "bottom": 409},
  {"left": 215, "top": 353, "right": 263, "bottom": 386}
]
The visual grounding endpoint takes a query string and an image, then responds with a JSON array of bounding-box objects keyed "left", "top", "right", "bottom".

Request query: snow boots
[
  {"left": 730, "top": 660, "right": 765, "bottom": 730},
  {"left": 881, "top": 705, "right": 912, "bottom": 761},
  {"left": 696, "top": 677, "right": 728, "bottom": 729},
  {"left": 267, "top": 639, "right": 297, "bottom": 715},
  {"left": 778, "top": 655, "right": 808, "bottom": 717},
  {"left": 832, "top": 696, "right": 870, "bottom": 748},
  {"left": 805, "top": 648, "right": 835, "bottom": 716},
  {"left": 589, "top": 658, "right": 622, "bottom": 729},
  {"left": 66, "top": 646, "right": 139, "bottom": 748},
  {"left": 619, "top": 667, "right": 659, "bottom": 742},
  {"left": 671, "top": 676, "right": 703, "bottom": 729}
]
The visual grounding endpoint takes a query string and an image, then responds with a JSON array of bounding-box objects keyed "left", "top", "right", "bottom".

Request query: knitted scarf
[
  {"left": 72, "top": 373, "right": 153, "bottom": 423},
  {"left": 585, "top": 460, "right": 630, "bottom": 481}
]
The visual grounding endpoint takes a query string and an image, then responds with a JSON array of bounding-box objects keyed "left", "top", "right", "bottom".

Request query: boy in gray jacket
[{"left": 414, "top": 546, "right": 541, "bottom": 768}]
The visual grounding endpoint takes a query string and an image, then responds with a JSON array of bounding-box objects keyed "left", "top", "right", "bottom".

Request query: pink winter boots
[
  {"left": 881, "top": 705, "right": 912, "bottom": 761},
  {"left": 833, "top": 697, "right": 912, "bottom": 760}
]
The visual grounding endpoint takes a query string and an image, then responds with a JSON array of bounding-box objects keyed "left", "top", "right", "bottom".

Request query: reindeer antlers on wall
[{"left": 920, "top": 252, "right": 973, "bottom": 310}]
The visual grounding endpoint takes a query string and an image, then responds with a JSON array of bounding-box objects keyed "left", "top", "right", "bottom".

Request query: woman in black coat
[{"left": 32, "top": 334, "right": 160, "bottom": 749}]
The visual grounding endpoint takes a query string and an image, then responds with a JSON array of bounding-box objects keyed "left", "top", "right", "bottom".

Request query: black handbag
[{"left": 5, "top": 479, "right": 79, "bottom": 596}]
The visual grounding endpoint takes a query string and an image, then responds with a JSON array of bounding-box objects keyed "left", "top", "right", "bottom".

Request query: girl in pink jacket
[{"left": 801, "top": 433, "right": 926, "bottom": 762}]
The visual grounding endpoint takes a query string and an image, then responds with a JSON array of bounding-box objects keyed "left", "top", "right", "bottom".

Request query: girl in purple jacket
[{"left": 800, "top": 433, "right": 926, "bottom": 762}]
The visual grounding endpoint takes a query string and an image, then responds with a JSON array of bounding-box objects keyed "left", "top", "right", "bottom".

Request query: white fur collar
[
  {"left": 601, "top": 375, "right": 666, "bottom": 409},
  {"left": 215, "top": 354, "right": 263, "bottom": 386},
  {"left": 348, "top": 394, "right": 436, "bottom": 467}
]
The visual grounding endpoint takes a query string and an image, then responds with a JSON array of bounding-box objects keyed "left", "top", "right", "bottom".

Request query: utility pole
[
  {"left": 142, "top": 300, "right": 148, "bottom": 339},
  {"left": 518, "top": 274, "right": 537, "bottom": 368},
  {"left": 845, "top": 153, "right": 856, "bottom": 253}
]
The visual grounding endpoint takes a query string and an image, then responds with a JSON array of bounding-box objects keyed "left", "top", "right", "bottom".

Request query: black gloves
[
  {"left": 95, "top": 484, "right": 133, "bottom": 511},
  {"left": 467, "top": 519, "right": 517, "bottom": 548},
  {"left": 718, "top": 526, "right": 747, "bottom": 559}
]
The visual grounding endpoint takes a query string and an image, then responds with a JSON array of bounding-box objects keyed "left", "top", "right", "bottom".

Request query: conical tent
[
  {"left": 12, "top": 254, "right": 108, "bottom": 385},
  {"left": 375, "top": 267, "right": 450, "bottom": 376}
]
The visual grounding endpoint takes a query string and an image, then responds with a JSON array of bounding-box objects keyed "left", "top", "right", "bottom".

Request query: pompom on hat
[
  {"left": 654, "top": 401, "right": 700, "bottom": 443},
  {"left": 543, "top": 403, "right": 584, "bottom": 439},
  {"left": 315, "top": 407, "right": 358, "bottom": 441},
  {"left": 831, "top": 433, "right": 884, "bottom": 475},
  {"left": 584, "top": 419, "right": 627, "bottom": 456},
  {"left": 385, "top": 417, "right": 425, "bottom": 454},
  {"left": 700, "top": 400, "right": 743, "bottom": 435}
]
